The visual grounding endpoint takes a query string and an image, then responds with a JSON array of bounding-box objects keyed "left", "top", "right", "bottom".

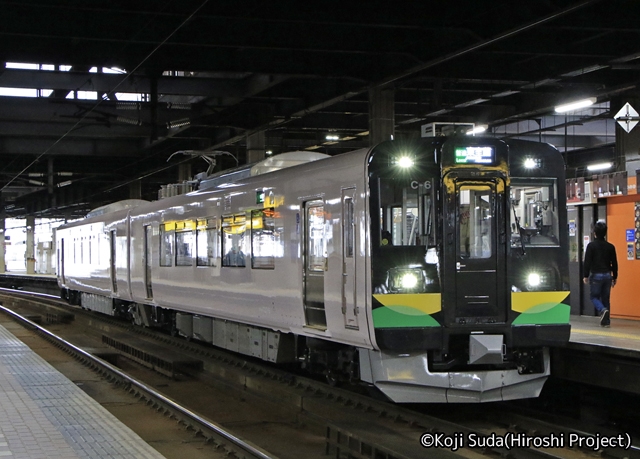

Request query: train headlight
[
  {"left": 525, "top": 270, "right": 553, "bottom": 291},
  {"left": 401, "top": 273, "right": 418, "bottom": 289},
  {"left": 396, "top": 156, "right": 414, "bottom": 168},
  {"left": 388, "top": 267, "right": 429, "bottom": 293},
  {"left": 527, "top": 272, "right": 541, "bottom": 287}
]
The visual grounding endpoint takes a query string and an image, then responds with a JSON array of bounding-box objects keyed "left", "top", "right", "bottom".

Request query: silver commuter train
[{"left": 57, "top": 136, "right": 571, "bottom": 403}]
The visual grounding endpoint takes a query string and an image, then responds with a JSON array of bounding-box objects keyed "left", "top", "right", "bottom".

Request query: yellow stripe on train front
[
  {"left": 511, "top": 291, "right": 570, "bottom": 312},
  {"left": 373, "top": 293, "right": 442, "bottom": 315}
]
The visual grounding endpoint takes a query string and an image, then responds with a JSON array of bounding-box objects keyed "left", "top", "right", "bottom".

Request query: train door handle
[{"left": 457, "top": 262, "right": 466, "bottom": 270}]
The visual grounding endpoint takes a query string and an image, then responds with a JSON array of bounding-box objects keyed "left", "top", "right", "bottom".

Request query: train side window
[
  {"left": 344, "top": 198, "right": 354, "bottom": 258},
  {"left": 510, "top": 179, "right": 560, "bottom": 247},
  {"left": 160, "top": 222, "right": 175, "bottom": 267},
  {"left": 307, "top": 203, "right": 327, "bottom": 271},
  {"left": 175, "top": 221, "right": 194, "bottom": 266},
  {"left": 379, "top": 178, "right": 435, "bottom": 247},
  {"left": 196, "top": 218, "right": 218, "bottom": 267},
  {"left": 222, "top": 214, "right": 247, "bottom": 267},
  {"left": 251, "top": 208, "right": 279, "bottom": 269}
]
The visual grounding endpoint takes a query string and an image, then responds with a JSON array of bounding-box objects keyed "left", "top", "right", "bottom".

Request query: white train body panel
[
  {"left": 58, "top": 148, "right": 375, "bottom": 350},
  {"left": 58, "top": 210, "right": 133, "bottom": 302}
]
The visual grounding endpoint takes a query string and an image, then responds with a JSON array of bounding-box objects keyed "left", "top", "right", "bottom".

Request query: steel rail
[{"left": 0, "top": 304, "right": 278, "bottom": 459}]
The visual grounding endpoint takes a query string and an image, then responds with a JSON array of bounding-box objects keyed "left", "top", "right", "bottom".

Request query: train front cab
[{"left": 360, "top": 138, "right": 571, "bottom": 403}]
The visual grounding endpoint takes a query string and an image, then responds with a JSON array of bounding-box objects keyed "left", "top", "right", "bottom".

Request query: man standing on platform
[{"left": 583, "top": 220, "right": 618, "bottom": 327}]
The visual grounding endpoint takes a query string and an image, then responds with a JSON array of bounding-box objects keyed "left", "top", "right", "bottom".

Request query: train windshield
[
  {"left": 510, "top": 178, "right": 560, "bottom": 248},
  {"left": 378, "top": 178, "right": 436, "bottom": 247}
]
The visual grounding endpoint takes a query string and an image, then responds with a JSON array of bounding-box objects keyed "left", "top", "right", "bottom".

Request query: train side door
[
  {"left": 303, "top": 200, "right": 327, "bottom": 329},
  {"left": 341, "top": 188, "right": 358, "bottom": 330},
  {"left": 59, "top": 238, "right": 65, "bottom": 284},
  {"left": 109, "top": 230, "right": 117, "bottom": 294},
  {"left": 143, "top": 225, "right": 153, "bottom": 299},
  {"left": 450, "top": 180, "right": 506, "bottom": 324}
]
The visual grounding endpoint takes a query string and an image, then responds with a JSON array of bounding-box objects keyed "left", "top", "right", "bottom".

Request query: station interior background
[{"left": 3, "top": 218, "right": 66, "bottom": 274}]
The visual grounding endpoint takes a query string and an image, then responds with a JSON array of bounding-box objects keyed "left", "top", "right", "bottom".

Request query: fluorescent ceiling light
[
  {"left": 491, "top": 90, "right": 520, "bottom": 98},
  {"left": 555, "top": 97, "right": 597, "bottom": 113},
  {"left": 466, "top": 125, "right": 487, "bottom": 135},
  {"left": 455, "top": 98, "right": 489, "bottom": 108},
  {"left": 561, "top": 65, "right": 608, "bottom": 78},
  {"left": 425, "top": 109, "right": 451, "bottom": 116},
  {"left": 521, "top": 78, "right": 559, "bottom": 89},
  {"left": 587, "top": 162, "right": 612, "bottom": 171}
]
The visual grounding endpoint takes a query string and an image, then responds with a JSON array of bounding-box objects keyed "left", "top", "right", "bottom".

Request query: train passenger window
[
  {"left": 459, "top": 186, "right": 492, "bottom": 258},
  {"left": 307, "top": 203, "right": 327, "bottom": 272},
  {"left": 510, "top": 179, "right": 560, "bottom": 247},
  {"left": 196, "top": 218, "right": 218, "bottom": 267},
  {"left": 379, "top": 178, "right": 435, "bottom": 247},
  {"left": 251, "top": 208, "right": 280, "bottom": 269},
  {"left": 160, "top": 222, "right": 175, "bottom": 267},
  {"left": 222, "top": 214, "right": 247, "bottom": 267},
  {"left": 175, "top": 221, "right": 194, "bottom": 266},
  {"left": 344, "top": 198, "right": 354, "bottom": 258}
]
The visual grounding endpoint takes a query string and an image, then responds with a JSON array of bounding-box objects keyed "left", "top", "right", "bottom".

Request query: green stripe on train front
[
  {"left": 511, "top": 291, "right": 570, "bottom": 325},
  {"left": 373, "top": 293, "right": 441, "bottom": 328}
]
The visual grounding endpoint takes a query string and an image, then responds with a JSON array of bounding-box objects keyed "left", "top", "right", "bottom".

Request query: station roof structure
[{"left": 1, "top": 0, "right": 639, "bottom": 217}]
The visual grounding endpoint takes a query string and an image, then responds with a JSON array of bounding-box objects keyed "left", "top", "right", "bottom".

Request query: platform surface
[
  {"left": 0, "top": 270, "right": 56, "bottom": 279},
  {"left": 570, "top": 314, "right": 640, "bottom": 354},
  {"left": 0, "top": 323, "right": 165, "bottom": 459}
]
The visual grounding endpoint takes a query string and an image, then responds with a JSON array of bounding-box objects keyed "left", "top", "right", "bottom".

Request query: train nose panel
[{"left": 359, "top": 348, "right": 550, "bottom": 403}]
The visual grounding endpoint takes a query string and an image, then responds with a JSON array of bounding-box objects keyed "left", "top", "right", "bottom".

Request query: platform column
[
  {"left": 26, "top": 216, "right": 35, "bottom": 274},
  {"left": 0, "top": 219, "right": 5, "bottom": 273},
  {"left": 368, "top": 86, "right": 395, "bottom": 146}
]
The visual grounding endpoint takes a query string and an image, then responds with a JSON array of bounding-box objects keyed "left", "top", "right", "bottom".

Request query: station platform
[
  {"left": 553, "top": 314, "right": 640, "bottom": 394},
  {"left": 569, "top": 314, "right": 640, "bottom": 354},
  {"left": 0, "top": 271, "right": 59, "bottom": 296},
  {"left": 0, "top": 323, "right": 165, "bottom": 459},
  {"left": 0, "top": 270, "right": 56, "bottom": 278}
]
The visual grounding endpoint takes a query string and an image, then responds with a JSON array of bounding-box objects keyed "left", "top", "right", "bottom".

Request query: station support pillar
[
  {"left": 26, "top": 216, "right": 35, "bottom": 274},
  {"left": 369, "top": 86, "right": 395, "bottom": 146},
  {"left": 247, "top": 131, "right": 265, "bottom": 164},
  {"left": 0, "top": 219, "right": 5, "bottom": 273}
]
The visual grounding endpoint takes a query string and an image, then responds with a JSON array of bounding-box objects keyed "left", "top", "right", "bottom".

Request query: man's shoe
[{"left": 599, "top": 309, "right": 610, "bottom": 327}]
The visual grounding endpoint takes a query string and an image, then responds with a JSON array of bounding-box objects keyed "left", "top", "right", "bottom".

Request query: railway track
[
  {"left": 0, "top": 287, "right": 638, "bottom": 459},
  {"left": 0, "top": 303, "right": 275, "bottom": 459}
]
